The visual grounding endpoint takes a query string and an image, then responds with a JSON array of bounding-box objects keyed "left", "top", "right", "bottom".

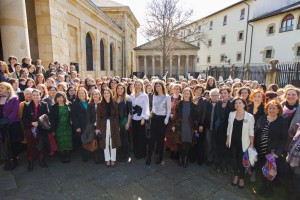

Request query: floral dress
[{"left": 55, "top": 105, "right": 72, "bottom": 151}]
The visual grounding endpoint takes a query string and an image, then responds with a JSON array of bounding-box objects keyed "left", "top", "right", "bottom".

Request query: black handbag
[{"left": 81, "top": 123, "right": 96, "bottom": 144}]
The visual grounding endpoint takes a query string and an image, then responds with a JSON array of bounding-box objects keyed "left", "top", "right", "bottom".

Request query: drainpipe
[
  {"left": 243, "top": 1, "right": 250, "bottom": 64},
  {"left": 248, "top": 23, "right": 253, "bottom": 63}
]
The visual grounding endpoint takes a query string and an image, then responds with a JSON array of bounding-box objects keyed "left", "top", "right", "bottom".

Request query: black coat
[
  {"left": 248, "top": 103, "right": 265, "bottom": 126},
  {"left": 87, "top": 102, "right": 98, "bottom": 125},
  {"left": 204, "top": 100, "right": 219, "bottom": 130},
  {"left": 196, "top": 97, "right": 207, "bottom": 126},
  {"left": 70, "top": 99, "right": 87, "bottom": 132},
  {"left": 49, "top": 103, "right": 72, "bottom": 132},
  {"left": 22, "top": 101, "right": 49, "bottom": 135},
  {"left": 255, "top": 115, "right": 288, "bottom": 156}
]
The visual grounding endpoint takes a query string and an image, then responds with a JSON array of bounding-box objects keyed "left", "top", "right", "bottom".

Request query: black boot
[
  {"left": 39, "top": 160, "right": 48, "bottom": 168},
  {"left": 27, "top": 161, "right": 34, "bottom": 171},
  {"left": 145, "top": 157, "right": 151, "bottom": 165},
  {"left": 183, "top": 156, "right": 188, "bottom": 168},
  {"left": 3, "top": 160, "right": 11, "bottom": 171}
]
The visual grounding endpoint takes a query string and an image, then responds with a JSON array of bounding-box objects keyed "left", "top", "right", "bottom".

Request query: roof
[
  {"left": 180, "top": 0, "right": 246, "bottom": 30},
  {"left": 249, "top": 1, "right": 300, "bottom": 22},
  {"left": 92, "top": 0, "right": 126, "bottom": 8},
  {"left": 134, "top": 38, "right": 199, "bottom": 51}
]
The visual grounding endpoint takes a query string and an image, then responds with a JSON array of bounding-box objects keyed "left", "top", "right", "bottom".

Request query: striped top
[{"left": 258, "top": 121, "right": 270, "bottom": 157}]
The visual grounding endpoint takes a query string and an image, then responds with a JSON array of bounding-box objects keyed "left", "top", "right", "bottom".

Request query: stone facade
[{"left": 0, "top": 0, "right": 139, "bottom": 78}]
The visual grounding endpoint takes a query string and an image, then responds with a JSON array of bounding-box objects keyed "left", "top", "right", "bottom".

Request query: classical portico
[{"left": 134, "top": 39, "right": 199, "bottom": 79}]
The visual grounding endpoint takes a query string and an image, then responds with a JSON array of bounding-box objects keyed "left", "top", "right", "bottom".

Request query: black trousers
[
  {"left": 230, "top": 142, "right": 244, "bottom": 178},
  {"left": 147, "top": 115, "right": 167, "bottom": 160},
  {"left": 132, "top": 119, "right": 146, "bottom": 159}
]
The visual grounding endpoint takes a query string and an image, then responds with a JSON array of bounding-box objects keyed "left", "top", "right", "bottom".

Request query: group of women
[{"left": 0, "top": 56, "right": 300, "bottom": 199}]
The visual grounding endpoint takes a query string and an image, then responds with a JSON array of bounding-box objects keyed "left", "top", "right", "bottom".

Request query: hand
[
  {"left": 32, "top": 122, "right": 38, "bottom": 127},
  {"left": 172, "top": 127, "right": 175, "bottom": 132},
  {"left": 125, "top": 123, "right": 130, "bottom": 130},
  {"left": 226, "top": 140, "right": 229, "bottom": 148},
  {"left": 95, "top": 129, "right": 100, "bottom": 135},
  {"left": 170, "top": 114, "right": 173, "bottom": 119},
  {"left": 199, "top": 126, "right": 203, "bottom": 133},
  {"left": 164, "top": 118, "right": 169, "bottom": 125},
  {"left": 249, "top": 144, "right": 254, "bottom": 149},
  {"left": 76, "top": 128, "right": 81, "bottom": 133},
  {"left": 141, "top": 118, "right": 145, "bottom": 125}
]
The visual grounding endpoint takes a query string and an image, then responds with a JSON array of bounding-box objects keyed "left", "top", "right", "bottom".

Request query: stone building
[{"left": 0, "top": 0, "right": 139, "bottom": 78}]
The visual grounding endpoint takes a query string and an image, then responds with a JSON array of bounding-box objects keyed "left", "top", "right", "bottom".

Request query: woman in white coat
[{"left": 226, "top": 97, "right": 254, "bottom": 189}]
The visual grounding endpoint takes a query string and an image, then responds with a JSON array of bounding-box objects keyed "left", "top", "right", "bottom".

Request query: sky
[{"left": 112, "top": 0, "right": 241, "bottom": 45}]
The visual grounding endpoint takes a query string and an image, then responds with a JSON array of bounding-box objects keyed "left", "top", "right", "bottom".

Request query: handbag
[
  {"left": 38, "top": 114, "right": 51, "bottom": 130},
  {"left": 81, "top": 123, "right": 96, "bottom": 144},
  {"left": 48, "top": 132, "right": 58, "bottom": 156},
  {"left": 82, "top": 139, "right": 98, "bottom": 152}
]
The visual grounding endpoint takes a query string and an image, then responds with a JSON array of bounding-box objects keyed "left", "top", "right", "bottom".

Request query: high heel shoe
[
  {"left": 231, "top": 176, "right": 238, "bottom": 186},
  {"left": 145, "top": 158, "right": 151, "bottom": 165},
  {"left": 106, "top": 161, "right": 111, "bottom": 167}
]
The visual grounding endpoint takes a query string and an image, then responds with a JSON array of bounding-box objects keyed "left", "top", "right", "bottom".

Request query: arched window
[
  {"left": 280, "top": 14, "right": 294, "bottom": 32},
  {"left": 110, "top": 43, "right": 113, "bottom": 71},
  {"left": 86, "top": 33, "right": 93, "bottom": 71},
  {"left": 100, "top": 39, "right": 105, "bottom": 71}
]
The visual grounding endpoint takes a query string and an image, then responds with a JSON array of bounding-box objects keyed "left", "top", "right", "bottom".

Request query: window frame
[
  {"left": 86, "top": 32, "right": 93, "bottom": 71},
  {"left": 236, "top": 53, "right": 242, "bottom": 61},
  {"left": 207, "top": 56, "right": 211, "bottom": 63},
  {"left": 223, "top": 15, "right": 227, "bottom": 26},
  {"left": 209, "top": 21, "right": 213, "bottom": 30},
  {"left": 240, "top": 8, "right": 245, "bottom": 20},
  {"left": 221, "top": 35, "right": 226, "bottom": 45},
  {"left": 280, "top": 14, "right": 294, "bottom": 32},
  {"left": 266, "top": 49, "right": 272, "bottom": 58},
  {"left": 208, "top": 39, "right": 212, "bottom": 47},
  {"left": 297, "top": 46, "right": 300, "bottom": 56}
]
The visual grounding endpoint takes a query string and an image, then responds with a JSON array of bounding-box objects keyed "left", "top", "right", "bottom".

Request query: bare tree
[{"left": 143, "top": 0, "right": 196, "bottom": 75}]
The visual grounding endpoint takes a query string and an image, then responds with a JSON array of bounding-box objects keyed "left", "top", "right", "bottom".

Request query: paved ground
[{"left": 0, "top": 151, "right": 256, "bottom": 200}]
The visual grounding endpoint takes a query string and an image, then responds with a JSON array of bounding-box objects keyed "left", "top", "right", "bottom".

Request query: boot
[
  {"left": 183, "top": 156, "right": 188, "bottom": 168},
  {"left": 27, "top": 161, "right": 34, "bottom": 172}
]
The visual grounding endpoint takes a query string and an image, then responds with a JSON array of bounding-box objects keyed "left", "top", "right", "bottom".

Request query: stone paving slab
[
  {"left": 0, "top": 174, "right": 16, "bottom": 191},
  {"left": 0, "top": 152, "right": 257, "bottom": 200}
]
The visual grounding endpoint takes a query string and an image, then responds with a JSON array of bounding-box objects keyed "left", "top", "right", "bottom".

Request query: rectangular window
[
  {"left": 240, "top": 8, "right": 245, "bottom": 20},
  {"left": 238, "top": 31, "right": 244, "bottom": 41},
  {"left": 197, "top": 42, "right": 200, "bottom": 48},
  {"left": 297, "top": 47, "right": 300, "bottom": 56},
  {"left": 207, "top": 56, "right": 211, "bottom": 63},
  {"left": 197, "top": 57, "right": 200, "bottom": 63},
  {"left": 268, "top": 26, "right": 274, "bottom": 34},
  {"left": 221, "top": 36, "right": 226, "bottom": 44},
  {"left": 266, "top": 50, "right": 272, "bottom": 58},
  {"left": 237, "top": 53, "right": 242, "bottom": 61},
  {"left": 223, "top": 15, "right": 227, "bottom": 26},
  {"left": 208, "top": 39, "right": 212, "bottom": 47},
  {"left": 198, "top": 25, "right": 202, "bottom": 32},
  {"left": 220, "top": 54, "right": 225, "bottom": 62},
  {"left": 209, "top": 21, "right": 213, "bottom": 30}
]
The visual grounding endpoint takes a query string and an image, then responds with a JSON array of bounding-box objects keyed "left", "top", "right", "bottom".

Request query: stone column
[
  {"left": 185, "top": 55, "right": 189, "bottom": 78},
  {"left": 136, "top": 55, "right": 140, "bottom": 73},
  {"left": 169, "top": 57, "right": 173, "bottom": 77},
  {"left": 177, "top": 55, "right": 181, "bottom": 79},
  {"left": 160, "top": 56, "right": 163, "bottom": 77},
  {"left": 144, "top": 56, "right": 147, "bottom": 77},
  {"left": 152, "top": 55, "right": 155, "bottom": 76},
  {"left": 0, "top": 0, "right": 31, "bottom": 60},
  {"left": 193, "top": 56, "right": 197, "bottom": 73}
]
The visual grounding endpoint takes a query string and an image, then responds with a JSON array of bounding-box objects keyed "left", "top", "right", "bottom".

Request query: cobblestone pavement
[{"left": 0, "top": 151, "right": 256, "bottom": 200}]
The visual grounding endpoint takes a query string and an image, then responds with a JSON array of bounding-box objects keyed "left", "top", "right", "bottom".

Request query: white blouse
[{"left": 129, "top": 92, "right": 150, "bottom": 121}]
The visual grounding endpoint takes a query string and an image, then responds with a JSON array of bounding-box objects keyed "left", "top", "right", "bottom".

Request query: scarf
[
  {"left": 242, "top": 150, "right": 252, "bottom": 174},
  {"left": 262, "top": 153, "right": 277, "bottom": 181}
]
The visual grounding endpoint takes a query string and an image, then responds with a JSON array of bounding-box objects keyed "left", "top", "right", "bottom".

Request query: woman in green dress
[{"left": 50, "top": 92, "right": 73, "bottom": 163}]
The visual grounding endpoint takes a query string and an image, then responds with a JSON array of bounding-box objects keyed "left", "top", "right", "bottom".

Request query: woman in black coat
[
  {"left": 70, "top": 87, "right": 89, "bottom": 152},
  {"left": 22, "top": 89, "right": 50, "bottom": 171},
  {"left": 255, "top": 100, "right": 288, "bottom": 198}
]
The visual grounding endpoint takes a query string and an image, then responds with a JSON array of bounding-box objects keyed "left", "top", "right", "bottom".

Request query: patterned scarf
[
  {"left": 262, "top": 153, "right": 277, "bottom": 181},
  {"left": 242, "top": 150, "right": 252, "bottom": 174}
]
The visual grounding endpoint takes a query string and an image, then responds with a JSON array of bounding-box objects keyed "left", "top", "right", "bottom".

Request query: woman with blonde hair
[
  {"left": 0, "top": 61, "right": 10, "bottom": 82},
  {"left": 0, "top": 82, "right": 22, "bottom": 170},
  {"left": 129, "top": 79, "right": 150, "bottom": 159}
]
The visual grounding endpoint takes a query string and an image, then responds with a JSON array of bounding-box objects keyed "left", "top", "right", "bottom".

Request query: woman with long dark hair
[
  {"left": 96, "top": 88, "right": 120, "bottom": 167},
  {"left": 115, "top": 83, "right": 132, "bottom": 162},
  {"left": 146, "top": 80, "right": 171, "bottom": 165}
]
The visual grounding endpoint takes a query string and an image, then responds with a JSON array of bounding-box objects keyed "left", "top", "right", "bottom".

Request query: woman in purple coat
[{"left": 0, "top": 82, "right": 22, "bottom": 170}]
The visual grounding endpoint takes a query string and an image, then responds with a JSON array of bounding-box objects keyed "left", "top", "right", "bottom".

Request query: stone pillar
[
  {"left": 230, "top": 64, "right": 235, "bottom": 79},
  {"left": 160, "top": 56, "right": 163, "bottom": 77},
  {"left": 152, "top": 55, "right": 155, "bottom": 76},
  {"left": 169, "top": 57, "right": 173, "bottom": 77},
  {"left": 265, "top": 59, "right": 280, "bottom": 87},
  {"left": 136, "top": 55, "right": 139, "bottom": 73},
  {"left": 177, "top": 55, "right": 181, "bottom": 79},
  {"left": 185, "top": 55, "right": 189, "bottom": 78},
  {"left": 193, "top": 56, "right": 197, "bottom": 73},
  {"left": 243, "top": 63, "right": 250, "bottom": 80},
  {"left": 0, "top": 0, "right": 31, "bottom": 60},
  {"left": 144, "top": 56, "right": 147, "bottom": 77}
]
